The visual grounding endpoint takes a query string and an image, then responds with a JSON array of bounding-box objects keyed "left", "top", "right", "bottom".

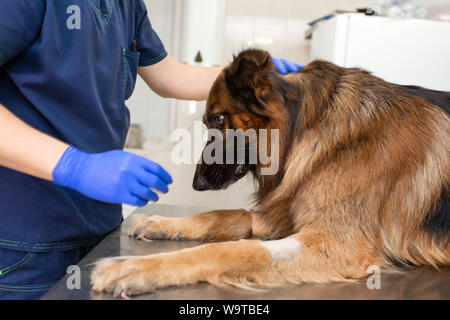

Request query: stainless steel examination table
[{"left": 42, "top": 204, "right": 450, "bottom": 300}]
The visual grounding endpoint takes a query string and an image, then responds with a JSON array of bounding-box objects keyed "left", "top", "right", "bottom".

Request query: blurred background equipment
[
  {"left": 311, "top": 13, "right": 450, "bottom": 91},
  {"left": 370, "top": 0, "right": 450, "bottom": 20}
]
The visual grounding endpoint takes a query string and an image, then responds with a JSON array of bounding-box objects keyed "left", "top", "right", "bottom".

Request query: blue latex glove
[
  {"left": 271, "top": 57, "right": 304, "bottom": 75},
  {"left": 52, "top": 146, "right": 172, "bottom": 207}
]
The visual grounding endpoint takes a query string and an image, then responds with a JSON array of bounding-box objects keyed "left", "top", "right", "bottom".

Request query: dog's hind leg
[
  {"left": 129, "top": 209, "right": 268, "bottom": 242},
  {"left": 91, "top": 231, "right": 383, "bottom": 297}
]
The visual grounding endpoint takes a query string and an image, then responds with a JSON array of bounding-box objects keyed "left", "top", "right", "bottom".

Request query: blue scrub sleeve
[
  {"left": 0, "top": 0, "right": 45, "bottom": 66},
  {"left": 136, "top": 1, "right": 168, "bottom": 67}
]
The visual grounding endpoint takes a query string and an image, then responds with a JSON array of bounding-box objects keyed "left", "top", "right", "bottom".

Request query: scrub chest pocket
[{"left": 122, "top": 48, "right": 140, "bottom": 100}]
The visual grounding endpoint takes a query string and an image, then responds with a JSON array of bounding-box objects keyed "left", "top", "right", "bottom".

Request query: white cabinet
[{"left": 311, "top": 14, "right": 450, "bottom": 91}]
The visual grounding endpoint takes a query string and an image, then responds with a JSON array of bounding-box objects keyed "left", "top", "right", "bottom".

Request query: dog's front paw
[
  {"left": 91, "top": 256, "right": 158, "bottom": 299},
  {"left": 129, "top": 215, "right": 185, "bottom": 241}
]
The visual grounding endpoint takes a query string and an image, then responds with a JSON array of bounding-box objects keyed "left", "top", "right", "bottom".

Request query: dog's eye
[{"left": 215, "top": 114, "right": 225, "bottom": 126}]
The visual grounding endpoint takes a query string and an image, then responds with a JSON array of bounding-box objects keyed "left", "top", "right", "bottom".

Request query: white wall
[
  {"left": 126, "top": 0, "right": 176, "bottom": 140},
  {"left": 127, "top": 0, "right": 228, "bottom": 140},
  {"left": 223, "top": 0, "right": 372, "bottom": 65},
  {"left": 179, "top": 0, "right": 226, "bottom": 65}
]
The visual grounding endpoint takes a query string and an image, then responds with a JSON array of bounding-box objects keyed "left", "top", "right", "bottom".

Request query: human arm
[
  {"left": 0, "top": 103, "right": 172, "bottom": 206},
  {"left": 138, "top": 55, "right": 223, "bottom": 101},
  {"left": 138, "top": 55, "right": 303, "bottom": 101},
  {"left": 0, "top": 103, "right": 68, "bottom": 181}
]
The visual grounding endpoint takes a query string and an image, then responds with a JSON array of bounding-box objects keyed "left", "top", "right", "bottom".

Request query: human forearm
[
  {"left": 139, "top": 55, "right": 223, "bottom": 101},
  {"left": 139, "top": 55, "right": 304, "bottom": 101},
  {"left": 0, "top": 103, "right": 68, "bottom": 181},
  {"left": 165, "top": 63, "right": 223, "bottom": 101},
  {"left": 0, "top": 103, "right": 172, "bottom": 206}
]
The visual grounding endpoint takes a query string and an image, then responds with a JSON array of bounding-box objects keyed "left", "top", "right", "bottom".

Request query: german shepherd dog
[{"left": 91, "top": 49, "right": 449, "bottom": 298}]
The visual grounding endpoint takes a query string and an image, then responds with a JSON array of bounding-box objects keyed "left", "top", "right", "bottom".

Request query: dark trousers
[{"left": 0, "top": 246, "right": 93, "bottom": 300}]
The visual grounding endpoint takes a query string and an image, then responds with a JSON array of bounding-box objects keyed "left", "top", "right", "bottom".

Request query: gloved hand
[
  {"left": 52, "top": 146, "right": 172, "bottom": 207},
  {"left": 271, "top": 57, "right": 304, "bottom": 75}
]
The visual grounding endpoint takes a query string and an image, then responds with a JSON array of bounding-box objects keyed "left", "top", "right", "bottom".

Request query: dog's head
[{"left": 193, "top": 49, "right": 296, "bottom": 191}]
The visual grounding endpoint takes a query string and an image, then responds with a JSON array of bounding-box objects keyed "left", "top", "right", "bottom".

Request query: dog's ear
[
  {"left": 226, "top": 49, "right": 271, "bottom": 88},
  {"left": 224, "top": 49, "right": 274, "bottom": 117}
]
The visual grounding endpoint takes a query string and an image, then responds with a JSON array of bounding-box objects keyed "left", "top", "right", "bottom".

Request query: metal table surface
[{"left": 43, "top": 204, "right": 450, "bottom": 300}]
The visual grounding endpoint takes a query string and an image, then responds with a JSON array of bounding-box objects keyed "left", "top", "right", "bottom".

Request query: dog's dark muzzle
[{"left": 192, "top": 174, "right": 208, "bottom": 191}]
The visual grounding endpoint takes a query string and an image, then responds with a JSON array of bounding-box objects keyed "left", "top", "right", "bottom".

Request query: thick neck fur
[{"left": 253, "top": 63, "right": 343, "bottom": 206}]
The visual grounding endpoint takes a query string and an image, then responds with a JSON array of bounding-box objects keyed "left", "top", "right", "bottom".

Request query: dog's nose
[{"left": 193, "top": 175, "right": 208, "bottom": 191}]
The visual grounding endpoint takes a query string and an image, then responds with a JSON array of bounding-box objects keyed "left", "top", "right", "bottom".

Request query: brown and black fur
[{"left": 91, "top": 49, "right": 449, "bottom": 297}]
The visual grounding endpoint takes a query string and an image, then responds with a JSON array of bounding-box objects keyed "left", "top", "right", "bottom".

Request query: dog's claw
[
  {"left": 129, "top": 219, "right": 154, "bottom": 238},
  {"left": 113, "top": 283, "right": 123, "bottom": 298},
  {"left": 128, "top": 216, "right": 184, "bottom": 241}
]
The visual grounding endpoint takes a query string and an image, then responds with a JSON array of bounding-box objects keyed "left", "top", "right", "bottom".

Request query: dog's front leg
[
  {"left": 91, "top": 231, "right": 381, "bottom": 298},
  {"left": 129, "top": 209, "right": 268, "bottom": 242},
  {"left": 91, "top": 239, "right": 272, "bottom": 297}
]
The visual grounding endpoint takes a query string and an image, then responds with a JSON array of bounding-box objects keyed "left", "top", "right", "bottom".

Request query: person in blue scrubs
[{"left": 0, "top": 0, "right": 302, "bottom": 299}]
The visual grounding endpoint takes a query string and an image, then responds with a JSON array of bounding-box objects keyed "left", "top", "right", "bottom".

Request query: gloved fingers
[
  {"left": 282, "top": 59, "right": 299, "bottom": 73},
  {"left": 294, "top": 62, "right": 304, "bottom": 70},
  {"left": 270, "top": 56, "right": 304, "bottom": 74},
  {"left": 125, "top": 194, "right": 149, "bottom": 207},
  {"left": 271, "top": 57, "right": 287, "bottom": 75},
  {"left": 129, "top": 181, "right": 159, "bottom": 202},
  {"left": 136, "top": 170, "right": 169, "bottom": 194},
  {"left": 141, "top": 159, "right": 173, "bottom": 185}
]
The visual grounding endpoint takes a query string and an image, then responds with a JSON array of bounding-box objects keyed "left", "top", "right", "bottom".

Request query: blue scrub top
[{"left": 0, "top": 0, "right": 167, "bottom": 252}]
